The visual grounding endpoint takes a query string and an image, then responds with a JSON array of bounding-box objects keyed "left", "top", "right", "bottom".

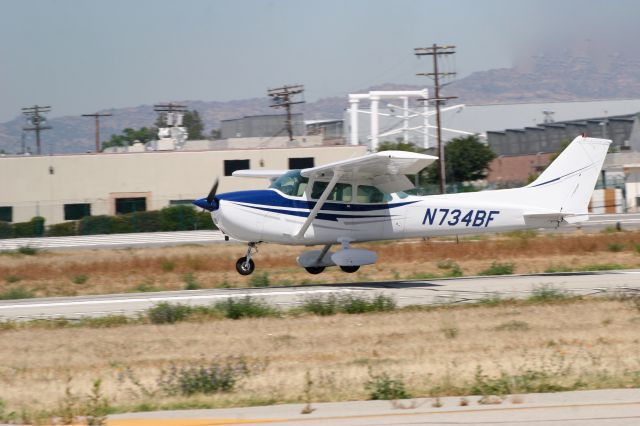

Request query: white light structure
[{"left": 348, "top": 89, "right": 430, "bottom": 151}]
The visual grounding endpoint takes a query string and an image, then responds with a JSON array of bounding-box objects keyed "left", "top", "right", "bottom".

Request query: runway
[
  {"left": 0, "top": 213, "right": 639, "bottom": 252},
  {"left": 1, "top": 270, "right": 638, "bottom": 321},
  {"left": 107, "top": 388, "right": 640, "bottom": 426}
]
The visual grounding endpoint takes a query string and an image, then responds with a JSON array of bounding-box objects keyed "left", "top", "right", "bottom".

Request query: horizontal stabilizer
[{"left": 523, "top": 212, "right": 589, "bottom": 227}]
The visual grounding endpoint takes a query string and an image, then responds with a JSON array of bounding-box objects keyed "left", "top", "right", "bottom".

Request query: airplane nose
[{"left": 193, "top": 197, "right": 218, "bottom": 211}]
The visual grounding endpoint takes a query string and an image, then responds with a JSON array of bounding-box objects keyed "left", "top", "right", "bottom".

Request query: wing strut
[{"left": 295, "top": 171, "right": 343, "bottom": 239}]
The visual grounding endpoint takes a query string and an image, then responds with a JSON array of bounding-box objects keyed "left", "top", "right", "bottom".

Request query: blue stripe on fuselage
[
  {"left": 241, "top": 204, "right": 393, "bottom": 222},
  {"left": 216, "top": 189, "right": 417, "bottom": 213}
]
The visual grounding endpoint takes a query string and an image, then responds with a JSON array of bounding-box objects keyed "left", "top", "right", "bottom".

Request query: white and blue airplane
[{"left": 194, "top": 135, "right": 610, "bottom": 275}]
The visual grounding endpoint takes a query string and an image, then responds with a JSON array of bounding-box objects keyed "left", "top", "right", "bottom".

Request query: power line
[
  {"left": 21, "top": 105, "right": 52, "bottom": 155},
  {"left": 267, "top": 84, "right": 305, "bottom": 142},
  {"left": 82, "top": 113, "right": 112, "bottom": 152},
  {"left": 415, "top": 44, "right": 457, "bottom": 194}
]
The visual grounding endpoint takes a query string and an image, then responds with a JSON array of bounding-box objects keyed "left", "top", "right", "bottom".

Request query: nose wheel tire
[
  {"left": 305, "top": 266, "right": 325, "bottom": 274},
  {"left": 340, "top": 265, "right": 360, "bottom": 273},
  {"left": 236, "top": 257, "right": 255, "bottom": 275}
]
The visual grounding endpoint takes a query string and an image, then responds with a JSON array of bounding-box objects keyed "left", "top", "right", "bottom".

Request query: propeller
[
  {"left": 206, "top": 178, "right": 219, "bottom": 204},
  {"left": 193, "top": 178, "right": 220, "bottom": 211}
]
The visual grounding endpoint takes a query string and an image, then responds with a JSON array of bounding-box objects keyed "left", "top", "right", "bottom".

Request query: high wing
[
  {"left": 301, "top": 150, "right": 437, "bottom": 193},
  {"left": 232, "top": 170, "right": 287, "bottom": 179},
  {"left": 294, "top": 150, "right": 437, "bottom": 239}
]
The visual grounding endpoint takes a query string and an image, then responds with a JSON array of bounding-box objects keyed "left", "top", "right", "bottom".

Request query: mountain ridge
[{"left": 3, "top": 54, "right": 640, "bottom": 154}]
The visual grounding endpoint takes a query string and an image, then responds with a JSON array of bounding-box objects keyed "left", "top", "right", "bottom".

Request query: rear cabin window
[
  {"left": 269, "top": 170, "right": 308, "bottom": 197},
  {"left": 311, "top": 181, "right": 352, "bottom": 202}
]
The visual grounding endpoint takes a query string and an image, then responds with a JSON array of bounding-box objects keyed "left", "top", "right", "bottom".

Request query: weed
[
  {"left": 459, "top": 397, "right": 469, "bottom": 406},
  {"left": 17, "top": 246, "right": 39, "bottom": 255},
  {"left": 300, "top": 370, "right": 316, "bottom": 414},
  {"left": 504, "top": 229, "right": 538, "bottom": 239},
  {"left": 249, "top": 271, "right": 270, "bottom": 287},
  {"left": 365, "top": 370, "right": 411, "bottom": 400},
  {"left": 182, "top": 272, "right": 201, "bottom": 290},
  {"left": 495, "top": 320, "right": 530, "bottom": 331},
  {"left": 431, "top": 397, "right": 443, "bottom": 408},
  {"left": 437, "top": 259, "right": 463, "bottom": 277},
  {"left": 85, "top": 379, "right": 110, "bottom": 426},
  {"left": 158, "top": 356, "right": 251, "bottom": 396},
  {"left": 477, "top": 293, "right": 511, "bottom": 306},
  {"left": 148, "top": 303, "right": 192, "bottom": 324},
  {"left": 479, "top": 261, "right": 515, "bottom": 276},
  {"left": 214, "top": 296, "right": 277, "bottom": 320},
  {"left": 607, "top": 243, "right": 625, "bottom": 252},
  {"left": 161, "top": 260, "right": 175, "bottom": 272},
  {"left": 529, "top": 285, "right": 568, "bottom": 302},
  {"left": 4, "top": 275, "right": 22, "bottom": 283},
  {"left": 300, "top": 293, "right": 396, "bottom": 316},
  {"left": 579, "top": 263, "right": 626, "bottom": 271},
  {"left": 407, "top": 272, "right": 439, "bottom": 280},
  {"left": 71, "top": 274, "right": 89, "bottom": 285},
  {"left": 440, "top": 318, "right": 459, "bottom": 339},
  {"left": 131, "top": 282, "right": 161, "bottom": 293},
  {"left": 78, "top": 315, "right": 132, "bottom": 328},
  {"left": 544, "top": 265, "right": 572, "bottom": 273},
  {"left": 0, "top": 287, "right": 34, "bottom": 300}
]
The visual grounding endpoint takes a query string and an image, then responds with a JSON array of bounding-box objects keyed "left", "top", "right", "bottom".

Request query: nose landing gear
[{"left": 236, "top": 243, "right": 257, "bottom": 275}]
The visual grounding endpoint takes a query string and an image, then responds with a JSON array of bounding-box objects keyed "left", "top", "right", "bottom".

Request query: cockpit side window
[
  {"left": 269, "top": 170, "right": 308, "bottom": 197},
  {"left": 311, "top": 181, "right": 353, "bottom": 202},
  {"left": 356, "top": 185, "right": 392, "bottom": 203}
]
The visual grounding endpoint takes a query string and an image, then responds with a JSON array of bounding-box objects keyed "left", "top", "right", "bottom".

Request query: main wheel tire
[
  {"left": 236, "top": 257, "right": 255, "bottom": 275},
  {"left": 340, "top": 265, "right": 360, "bottom": 273},
  {"left": 305, "top": 266, "right": 325, "bottom": 274}
]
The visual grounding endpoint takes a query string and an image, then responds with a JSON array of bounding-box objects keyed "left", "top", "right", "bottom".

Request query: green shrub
[
  {"left": 79, "top": 215, "right": 115, "bottom": 235},
  {"left": 159, "top": 356, "right": 250, "bottom": 396},
  {"left": 214, "top": 296, "right": 277, "bottom": 320},
  {"left": 148, "top": 302, "right": 193, "bottom": 324},
  {"left": 131, "top": 282, "right": 161, "bottom": 293},
  {"left": 17, "top": 246, "right": 39, "bottom": 255},
  {"left": 479, "top": 261, "right": 514, "bottom": 276},
  {"left": 437, "top": 259, "right": 463, "bottom": 277},
  {"left": 12, "top": 216, "right": 45, "bottom": 238},
  {"left": 78, "top": 315, "right": 131, "bottom": 328},
  {"left": 544, "top": 265, "right": 572, "bottom": 273},
  {"left": 301, "top": 293, "right": 396, "bottom": 316},
  {"left": 182, "top": 272, "right": 201, "bottom": 290},
  {"left": 635, "top": 243, "right": 640, "bottom": 254},
  {"left": 129, "top": 211, "right": 162, "bottom": 233},
  {"left": 0, "top": 287, "right": 35, "bottom": 300},
  {"left": 365, "top": 371, "right": 410, "bottom": 400},
  {"left": 529, "top": 285, "right": 568, "bottom": 302},
  {"left": 195, "top": 211, "right": 217, "bottom": 230},
  {"left": 161, "top": 260, "right": 175, "bottom": 272},
  {"left": 249, "top": 272, "right": 270, "bottom": 287},
  {"left": 607, "top": 243, "right": 625, "bottom": 252},
  {"left": 0, "top": 221, "right": 12, "bottom": 239},
  {"left": 161, "top": 205, "right": 198, "bottom": 231},
  {"left": 4, "top": 275, "right": 22, "bottom": 283},
  {"left": 72, "top": 274, "right": 89, "bottom": 285},
  {"left": 47, "top": 221, "right": 78, "bottom": 237}
]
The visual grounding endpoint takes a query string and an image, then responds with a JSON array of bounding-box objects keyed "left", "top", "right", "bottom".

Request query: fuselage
[{"left": 211, "top": 187, "right": 549, "bottom": 245}]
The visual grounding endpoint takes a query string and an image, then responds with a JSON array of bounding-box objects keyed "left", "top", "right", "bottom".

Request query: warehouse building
[{"left": 0, "top": 145, "right": 366, "bottom": 225}]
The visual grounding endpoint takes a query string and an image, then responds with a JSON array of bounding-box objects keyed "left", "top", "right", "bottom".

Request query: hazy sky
[{"left": 1, "top": 0, "right": 638, "bottom": 122}]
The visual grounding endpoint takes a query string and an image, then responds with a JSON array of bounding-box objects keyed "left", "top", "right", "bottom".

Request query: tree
[
  {"left": 376, "top": 140, "right": 425, "bottom": 154},
  {"left": 101, "top": 127, "right": 157, "bottom": 151},
  {"left": 425, "top": 135, "right": 496, "bottom": 184},
  {"left": 183, "top": 110, "right": 204, "bottom": 140}
]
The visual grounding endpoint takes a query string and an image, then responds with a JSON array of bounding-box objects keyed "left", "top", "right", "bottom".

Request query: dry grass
[
  {"left": 1, "top": 297, "right": 640, "bottom": 417},
  {"left": 0, "top": 231, "right": 639, "bottom": 297}
]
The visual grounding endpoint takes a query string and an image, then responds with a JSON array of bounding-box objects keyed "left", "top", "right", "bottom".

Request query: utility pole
[
  {"left": 267, "top": 84, "right": 305, "bottom": 141},
  {"left": 415, "top": 44, "right": 456, "bottom": 194},
  {"left": 22, "top": 105, "right": 52, "bottom": 155},
  {"left": 82, "top": 112, "right": 112, "bottom": 152},
  {"left": 154, "top": 103, "right": 187, "bottom": 128}
]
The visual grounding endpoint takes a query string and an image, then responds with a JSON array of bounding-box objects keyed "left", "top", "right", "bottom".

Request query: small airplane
[{"left": 194, "top": 135, "right": 610, "bottom": 275}]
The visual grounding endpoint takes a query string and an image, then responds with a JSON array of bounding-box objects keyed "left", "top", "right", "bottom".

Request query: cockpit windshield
[{"left": 269, "top": 170, "right": 309, "bottom": 197}]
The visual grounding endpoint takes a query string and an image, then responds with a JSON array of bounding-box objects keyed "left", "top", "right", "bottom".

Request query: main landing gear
[{"left": 236, "top": 242, "right": 257, "bottom": 275}]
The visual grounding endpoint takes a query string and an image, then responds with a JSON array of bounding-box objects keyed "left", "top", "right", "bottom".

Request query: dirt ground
[
  {"left": 1, "top": 297, "right": 639, "bottom": 417},
  {"left": 1, "top": 230, "right": 639, "bottom": 298}
]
